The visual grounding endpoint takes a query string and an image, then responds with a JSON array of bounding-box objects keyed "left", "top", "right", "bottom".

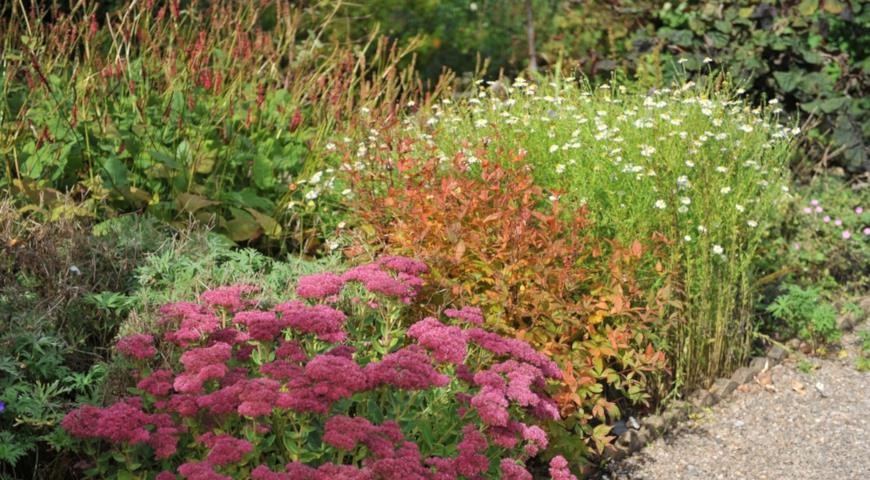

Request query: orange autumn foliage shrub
[{"left": 350, "top": 143, "right": 669, "bottom": 458}]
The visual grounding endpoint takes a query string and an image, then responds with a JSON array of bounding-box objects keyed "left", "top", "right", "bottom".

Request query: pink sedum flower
[
  {"left": 116, "top": 334, "right": 157, "bottom": 360},
  {"left": 549, "top": 455, "right": 578, "bottom": 480},
  {"left": 296, "top": 272, "right": 346, "bottom": 299}
]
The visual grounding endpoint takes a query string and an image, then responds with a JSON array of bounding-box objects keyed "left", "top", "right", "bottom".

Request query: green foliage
[
  {"left": 395, "top": 77, "right": 793, "bottom": 391},
  {"left": 767, "top": 284, "right": 841, "bottom": 348},
  {"left": 337, "top": 1, "right": 869, "bottom": 174},
  {"left": 0, "top": 331, "right": 106, "bottom": 474}
]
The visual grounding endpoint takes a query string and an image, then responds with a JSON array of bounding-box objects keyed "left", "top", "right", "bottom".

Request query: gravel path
[{"left": 609, "top": 323, "right": 870, "bottom": 480}]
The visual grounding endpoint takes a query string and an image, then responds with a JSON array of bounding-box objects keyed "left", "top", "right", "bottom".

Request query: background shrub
[
  {"left": 335, "top": 1, "right": 869, "bottom": 174},
  {"left": 764, "top": 176, "right": 870, "bottom": 290}
]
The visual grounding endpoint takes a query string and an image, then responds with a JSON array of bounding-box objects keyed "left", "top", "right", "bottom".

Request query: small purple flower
[
  {"left": 823, "top": 216, "right": 831, "bottom": 223},
  {"left": 815, "top": 206, "right": 823, "bottom": 213},
  {"left": 810, "top": 199, "right": 819, "bottom": 206},
  {"left": 863, "top": 227, "right": 870, "bottom": 236},
  {"left": 0, "top": 401, "right": 5, "bottom": 413},
  {"left": 802, "top": 207, "right": 812, "bottom": 214},
  {"left": 856, "top": 207, "right": 864, "bottom": 214},
  {"left": 842, "top": 230, "right": 851, "bottom": 239},
  {"left": 834, "top": 218, "right": 842, "bottom": 226}
]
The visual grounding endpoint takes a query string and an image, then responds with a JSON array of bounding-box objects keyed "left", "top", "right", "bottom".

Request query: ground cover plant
[
  {"left": 376, "top": 76, "right": 796, "bottom": 393},
  {"left": 766, "top": 284, "right": 841, "bottom": 350},
  {"left": 61, "top": 256, "right": 581, "bottom": 479},
  {"left": 1, "top": 0, "right": 449, "bottom": 253}
]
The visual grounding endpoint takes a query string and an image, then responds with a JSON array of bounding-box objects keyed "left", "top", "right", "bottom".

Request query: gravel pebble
[{"left": 609, "top": 323, "right": 870, "bottom": 480}]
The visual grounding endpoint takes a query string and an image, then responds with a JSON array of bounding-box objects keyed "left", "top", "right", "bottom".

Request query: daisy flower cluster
[{"left": 62, "top": 256, "right": 578, "bottom": 479}]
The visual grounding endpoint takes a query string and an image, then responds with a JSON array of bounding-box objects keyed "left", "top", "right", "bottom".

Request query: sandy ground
[{"left": 608, "top": 322, "right": 870, "bottom": 480}]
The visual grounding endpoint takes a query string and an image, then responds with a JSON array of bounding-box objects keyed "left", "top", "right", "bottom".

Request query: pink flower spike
[
  {"left": 842, "top": 230, "right": 851, "bottom": 239},
  {"left": 823, "top": 216, "right": 831, "bottom": 223}
]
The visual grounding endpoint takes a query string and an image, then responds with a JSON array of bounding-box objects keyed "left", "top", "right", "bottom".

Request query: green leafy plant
[
  {"left": 766, "top": 284, "right": 841, "bottom": 349},
  {"left": 0, "top": 331, "right": 106, "bottom": 475}
]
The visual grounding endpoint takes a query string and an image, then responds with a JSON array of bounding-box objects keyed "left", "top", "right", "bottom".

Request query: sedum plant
[{"left": 61, "top": 256, "right": 580, "bottom": 479}]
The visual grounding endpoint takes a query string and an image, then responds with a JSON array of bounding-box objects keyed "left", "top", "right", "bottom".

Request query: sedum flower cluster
[{"left": 62, "top": 256, "right": 577, "bottom": 479}]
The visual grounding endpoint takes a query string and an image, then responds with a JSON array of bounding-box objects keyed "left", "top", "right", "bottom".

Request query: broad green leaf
[
  {"left": 773, "top": 70, "right": 801, "bottom": 93},
  {"left": 798, "top": 0, "right": 818, "bottom": 16},
  {"left": 245, "top": 207, "right": 282, "bottom": 238},
  {"left": 225, "top": 217, "right": 260, "bottom": 241},
  {"left": 102, "top": 157, "right": 130, "bottom": 188},
  {"left": 176, "top": 193, "right": 220, "bottom": 213},
  {"left": 823, "top": 0, "right": 845, "bottom": 14}
]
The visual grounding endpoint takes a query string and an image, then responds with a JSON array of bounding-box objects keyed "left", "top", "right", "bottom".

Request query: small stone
[
  {"left": 611, "top": 420, "right": 628, "bottom": 436},
  {"left": 690, "top": 389, "right": 715, "bottom": 407},
  {"left": 636, "top": 427, "right": 651, "bottom": 445},
  {"left": 836, "top": 312, "right": 857, "bottom": 331},
  {"left": 662, "top": 406, "right": 688, "bottom": 428},
  {"left": 617, "top": 429, "right": 644, "bottom": 452},
  {"left": 858, "top": 296, "right": 870, "bottom": 317},
  {"left": 602, "top": 444, "right": 628, "bottom": 461},
  {"left": 644, "top": 414, "right": 666, "bottom": 435},
  {"left": 627, "top": 416, "right": 640, "bottom": 430},
  {"left": 767, "top": 345, "right": 788, "bottom": 363},
  {"left": 786, "top": 338, "right": 801, "bottom": 349},
  {"left": 749, "top": 356, "right": 768, "bottom": 373},
  {"left": 730, "top": 366, "right": 757, "bottom": 385},
  {"left": 734, "top": 420, "right": 745, "bottom": 428},
  {"left": 710, "top": 378, "right": 738, "bottom": 400}
]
